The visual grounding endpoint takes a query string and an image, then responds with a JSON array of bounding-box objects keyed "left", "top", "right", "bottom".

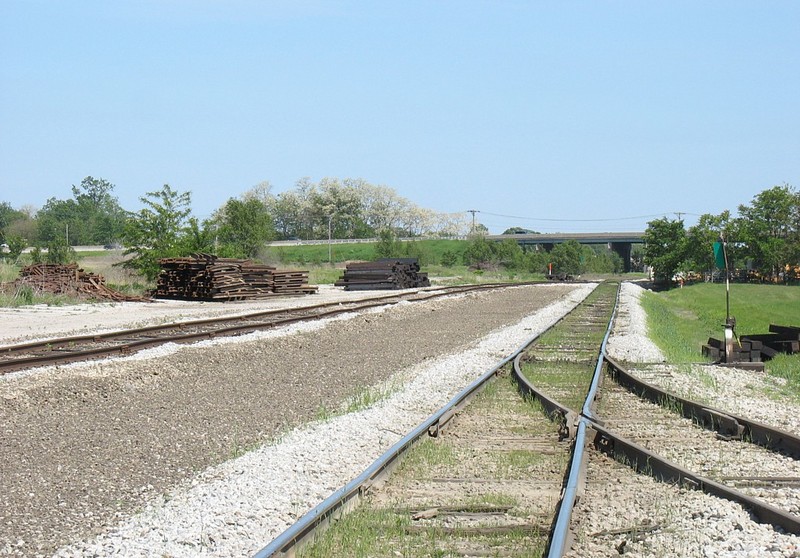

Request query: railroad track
[
  {"left": 0, "top": 283, "right": 534, "bottom": 375},
  {"left": 255, "top": 282, "right": 619, "bottom": 557},
  {"left": 255, "top": 280, "right": 800, "bottom": 557},
  {"left": 598, "top": 370, "right": 800, "bottom": 515}
]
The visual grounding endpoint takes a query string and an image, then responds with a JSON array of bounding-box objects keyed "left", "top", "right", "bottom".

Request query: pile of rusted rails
[
  {"left": 269, "top": 270, "right": 319, "bottom": 295},
  {"left": 154, "top": 254, "right": 316, "bottom": 301},
  {"left": 9, "top": 263, "right": 149, "bottom": 302},
  {"left": 702, "top": 323, "right": 799, "bottom": 363},
  {"left": 334, "top": 258, "right": 430, "bottom": 290}
]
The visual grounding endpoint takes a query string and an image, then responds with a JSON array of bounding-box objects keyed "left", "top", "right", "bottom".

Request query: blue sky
[{"left": 1, "top": 1, "right": 798, "bottom": 233}]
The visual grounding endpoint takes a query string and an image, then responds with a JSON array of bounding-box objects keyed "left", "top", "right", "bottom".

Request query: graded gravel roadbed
[{"left": 1, "top": 283, "right": 582, "bottom": 557}]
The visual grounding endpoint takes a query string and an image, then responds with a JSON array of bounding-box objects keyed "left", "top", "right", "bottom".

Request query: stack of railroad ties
[
  {"left": 8, "top": 263, "right": 150, "bottom": 302},
  {"left": 153, "top": 253, "right": 317, "bottom": 301},
  {"left": 703, "top": 324, "right": 800, "bottom": 365},
  {"left": 334, "top": 258, "right": 430, "bottom": 291}
]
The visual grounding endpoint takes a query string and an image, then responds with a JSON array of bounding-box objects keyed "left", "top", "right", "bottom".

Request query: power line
[{"left": 473, "top": 210, "right": 702, "bottom": 223}]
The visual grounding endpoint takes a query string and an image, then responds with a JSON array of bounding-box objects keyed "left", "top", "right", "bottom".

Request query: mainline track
[
  {"left": 256, "top": 280, "right": 800, "bottom": 557},
  {"left": 0, "top": 283, "right": 534, "bottom": 375},
  {"left": 255, "top": 282, "right": 619, "bottom": 557}
]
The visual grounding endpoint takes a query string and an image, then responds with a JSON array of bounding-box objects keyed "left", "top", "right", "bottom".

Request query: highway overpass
[{"left": 486, "top": 232, "right": 645, "bottom": 272}]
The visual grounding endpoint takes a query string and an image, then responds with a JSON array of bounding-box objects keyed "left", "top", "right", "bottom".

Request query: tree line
[
  {"left": 643, "top": 184, "right": 800, "bottom": 284},
  {"left": 0, "top": 176, "right": 470, "bottom": 278},
  {"left": 6, "top": 178, "right": 795, "bottom": 283}
]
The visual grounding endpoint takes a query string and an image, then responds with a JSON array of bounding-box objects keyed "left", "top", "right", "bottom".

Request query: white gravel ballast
[{"left": 52, "top": 284, "right": 596, "bottom": 557}]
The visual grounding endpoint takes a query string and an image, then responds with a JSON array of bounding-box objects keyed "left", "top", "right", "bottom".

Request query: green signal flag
[{"left": 713, "top": 241, "right": 726, "bottom": 270}]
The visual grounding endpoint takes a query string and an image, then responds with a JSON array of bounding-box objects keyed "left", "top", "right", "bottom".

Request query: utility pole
[
  {"left": 328, "top": 214, "right": 333, "bottom": 264},
  {"left": 675, "top": 212, "right": 684, "bottom": 221},
  {"left": 467, "top": 209, "right": 477, "bottom": 233}
]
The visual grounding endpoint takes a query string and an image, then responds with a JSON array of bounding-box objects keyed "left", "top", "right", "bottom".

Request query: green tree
[
  {"left": 493, "top": 239, "right": 524, "bottom": 268},
  {"left": 643, "top": 217, "right": 687, "bottom": 284},
  {"left": 4, "top": 234, "right": 26, "bottom": 261},
  {"left": 684, "top": 211, "right": 736, "bottom": 273},
  {"left": 375, "top": 229, "right": 403, "bottom": 259},
  {"left": 36, "top": 177, "right": 127, "bottom": 245},
  {"left": 182, "top": 217, "right": 215, "bottom": 255},
  {"left": 522, "top": 249, "right": 548, "bottom": 274},
  {"left": 214, "top": 198, "right": 275, "bottom": 258},
  {"left": 44, "top": 239, "right": 77, "bottom": 264},
  {"left": 37, "top": 197, "right": 81, "bottom": 244},
  {"left": 121, "top": 185, "right": 193, "bottom": 280},
  {"left": 0, "top": 202, "right": 26, "bottom": 242},
  {"left": 550, "top": 240, "right": 583, "bottom": 275},
  {"left": 71, "top": 176, "right": 127, "bottom": 244},
  {"left": 440, "top": 249, "right": 460, "bottom": 267},
  {"left": 463, "top": 236, "right": 495, "bottom": 268},
  {"left": 581, "top": 245, "right": 623, "bottom": 274},
  {"left": 737, "top": 184, "right": 798, "bottom": 277}
]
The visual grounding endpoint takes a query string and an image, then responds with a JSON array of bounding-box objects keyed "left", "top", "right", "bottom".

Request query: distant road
[{"left": 18, "top": 245, "right": 114, "bottom": 254}]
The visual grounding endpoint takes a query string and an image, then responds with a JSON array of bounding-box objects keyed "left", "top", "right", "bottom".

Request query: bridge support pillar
[{"left": 610, "top": 242, "right": 632, "bottom": 272}]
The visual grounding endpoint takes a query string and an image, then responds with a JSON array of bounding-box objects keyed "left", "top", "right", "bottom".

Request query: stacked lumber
[
  {"left": 335, "top": 258, "right": 430, "bottom": 291},
  {"left": 11, "top": 263, "right": 150, "bottom": 302},
  {"left": 702, "top": 324, "right": 800, "bottom": 364},
  {"left": 154, "top": 254, "right": 317, "bottom": 301}
]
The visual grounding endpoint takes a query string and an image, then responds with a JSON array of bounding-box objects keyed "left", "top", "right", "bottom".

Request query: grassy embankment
[
  {"left": 267, "top": 239, "right": 547, "bottom": 286},
  {"left": 641, "top": 282, "right": 800, "bottom": 394}
]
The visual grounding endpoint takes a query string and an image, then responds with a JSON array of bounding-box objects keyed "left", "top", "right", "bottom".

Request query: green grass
[
  {"left": 0, "top": 262, "right": 18, "bottom": 283},
  {"left": 311, "top": 380, "right": 408, "bottom": 423},
  {"left": 642, "top": 282, "right": 800, "bottom": 388},
  {"left": 266, "top": 239, "right": 470, "bottom": 267},
  {"left": 0, "top": 286, "right": 80, "bottom": 307}
]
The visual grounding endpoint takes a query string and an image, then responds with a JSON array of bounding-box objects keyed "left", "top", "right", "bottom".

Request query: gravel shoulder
[
  {"left": 1, "top": 283, "right": 587, "bottom": 557},
  {"left": 0, "top": 285, "right": 400, "bottom": 344}
]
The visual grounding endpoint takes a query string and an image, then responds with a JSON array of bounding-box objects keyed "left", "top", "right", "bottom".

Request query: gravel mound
[{"left": 606, "top": 281, "right": 665, "bottom": 363}]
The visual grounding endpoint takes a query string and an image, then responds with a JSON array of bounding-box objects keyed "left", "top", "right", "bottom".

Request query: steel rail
[
  {"left": 252, "top": 323, "right": 551, "bottom": 558},
  {"left": 605, "top": 355, "right": 800, "bottom": 458},
  {"left": 546, "top": 281, "right": 620, "bottom": 558},
  {"left": 252, "top": 283, "right": 603, "bottom": 558},
  {"left": 514, "top": 333, "right": 800, "bottom": 548},
  {"left": 587, "top": 421, "right": 800, "bottom": 535},
  {"left": 0, "top": 282, "right": 535, "bottom": 374},
  {"left": 0, "top": 283, "right": 506, "bottom": 356}
]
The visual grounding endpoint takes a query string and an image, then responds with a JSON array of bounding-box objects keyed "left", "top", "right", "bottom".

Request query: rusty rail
[{"left": 0, "top": 283, "right": 540, "bottom": 375}]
